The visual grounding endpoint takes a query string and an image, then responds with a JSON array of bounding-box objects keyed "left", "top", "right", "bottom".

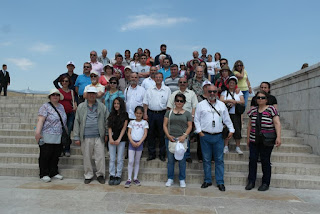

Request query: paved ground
[{"left": 0, "top": 176, "right": 319, "bottom": 214}]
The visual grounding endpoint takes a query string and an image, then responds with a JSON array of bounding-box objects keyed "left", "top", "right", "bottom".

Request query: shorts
[{"left": 129, "top": 141, "right": 144, "bottom": 151}]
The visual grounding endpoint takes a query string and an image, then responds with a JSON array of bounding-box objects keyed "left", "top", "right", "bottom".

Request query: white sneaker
[
  {"left": 41, "top": 176, "right": 51, "bottom": 183},
  {"left": 236, "top": 147, "right": 243, "bottom": 155},
  {"left": 165, "top": 179, "right": 174, "bottom": 187},
  {"left": 53, "top": 174, "right": 63, "bottom": 180},
  {"left": 180, "top": 180, "right": 186, "bottom": 188},
  {"left": 223, "top": 146, "right": 229, "bottom": 154}
]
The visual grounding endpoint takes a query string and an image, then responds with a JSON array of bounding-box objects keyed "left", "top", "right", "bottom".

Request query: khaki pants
[{"left": 81, "top": 137, "right": 105, "bottom": 179}]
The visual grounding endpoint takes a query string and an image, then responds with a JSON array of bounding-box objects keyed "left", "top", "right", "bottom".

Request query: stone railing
[{"left": 269, "top": 62, "right": 320, "bottom": 155}]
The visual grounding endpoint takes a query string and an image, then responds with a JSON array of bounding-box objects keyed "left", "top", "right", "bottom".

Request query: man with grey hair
[
  {"left": 74, "top": 86, "right": 108, "bottom": 184},
  {"left": 90, "top": 50, "right": 103, "bottom": 76},
  {"left": 98, "top": 49, "right": 110, "bottom": 66}
]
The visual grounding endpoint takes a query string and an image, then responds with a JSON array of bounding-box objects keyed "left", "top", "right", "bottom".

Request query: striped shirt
[
  {"left": 84, "top": 102, "right": 100, "bottom": 138},
  {"left": 164, "top": 76, "right": 179, "bottom": 93},
  {"left": 247, "top": 106, "right": 279, "bottom": 143}
]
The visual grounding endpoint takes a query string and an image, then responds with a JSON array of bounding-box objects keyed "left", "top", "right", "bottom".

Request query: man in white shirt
[
  {"left": 143, "top": 72, "right": 171, "bottom": 162},
  {"left": 141, "top": 66, "right": 164, "bottom": 91},
  {"left": 136, "top": 53, "right": 150, "bottom": 85},
  {"left": 124, "top": 73, "right": 146, "bottom": 120},
  {"left": 90, "top": 51, "right": 103, "bottom": 76},
  {"left": 194, "top": 84, "right": 234, "bottom": 191},
  {"left": 83, "top": 70, "right": 105, "bottom": 100}
]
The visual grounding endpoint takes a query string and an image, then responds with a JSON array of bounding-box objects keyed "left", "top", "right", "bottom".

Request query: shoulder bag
[
  {"left": 227, "top": 90, "right": 245, "bottom": 115},
  {"left": 48, "top": 102, "right": 72, "bottom": 147}
]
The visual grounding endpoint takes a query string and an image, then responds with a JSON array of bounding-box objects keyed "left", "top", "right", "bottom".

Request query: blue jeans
[
  {"left": 185, "top": 139, "right": 191, "bottom": 159},
  {"left": 210, "top": 75, "right": 215, "bottom": 83},
  {"left": 165, "top": 139, "right": 186, "bottom": 180},
  {"left": 200, "top": 133, "right": 224, "bottom": 184},
  {"left": 108, "top": 141, "right": 126, "bottom": 177},
  {"left": 242, "top": 90, "right": 249, "bottom": 108}
]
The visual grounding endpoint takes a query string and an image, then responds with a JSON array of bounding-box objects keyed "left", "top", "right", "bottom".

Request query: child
[
  {"left": 125, "top": 106, "right": 148, "bottom": 188},
  {"left": 108, "top": 97, "right": 129, "bottom": 185}
]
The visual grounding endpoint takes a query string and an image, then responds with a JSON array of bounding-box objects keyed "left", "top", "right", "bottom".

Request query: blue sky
[{"left": 1, "top": 0, "right": 319, "bottom": 91}]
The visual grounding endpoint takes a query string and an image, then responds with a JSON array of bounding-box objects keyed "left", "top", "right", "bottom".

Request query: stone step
[
  {"left": 0, "top": 163, "right": 319, "bottom": 189},
  {"left": 0, "top": 117, "right": 38, "bottom": 124},
  {"left": 1, "top": 153, "right": 320, "bottom": 176},
  {"left": 0, "top": 103, "right": 44, "bottom": 108},
  {"left": 0, "top": 123, "right": 37, "bottom": 130},
  {"left": 0, "top": 112, "right": 39, "bottom": 118},
  {"left": 0, "top": 144, "right": 318, "bottom": 163},
  {"left": 0, "top": 108, "right": 41, "bottom": 114}
]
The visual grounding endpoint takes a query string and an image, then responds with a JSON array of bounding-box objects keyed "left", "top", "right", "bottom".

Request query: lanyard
[{"left": 206, "top": 99, "right": 221, "bottom": 117}]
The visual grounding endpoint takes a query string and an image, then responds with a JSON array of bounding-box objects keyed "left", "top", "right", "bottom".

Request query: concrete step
[
  {"left": 0, "top": 103, "right": 44, "bottom": 108},
  {"left": 0, "top": 112, "right": 38, "bottom": 118},
  {"left": 0, "top": 163, "right": 319, "bottom": 189},
  {"left": 0, "top": 123, "right": 36, "bottom": 130},
  {"left": 0, "top": 144, "right": 318, "bottom": 164},
  {"left": 0, "top": 108, "right": 40, "bottom": 114},
  {"left": 0, "top": 117, "right": 38, "bottom": 124},
  {"left": 1, "top": 153, "right": 320, "bottom": 176}
]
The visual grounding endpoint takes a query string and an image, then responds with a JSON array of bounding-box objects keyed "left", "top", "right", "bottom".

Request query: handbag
[
  {"left": 48, "top": 102, "right": 71, "bottom": 147},
  {"left": 227, "top": 90, "right": 245, "bottom": 115},
  {"left": 167, "top": 110, "right": 188, "bottom": 153},
  {"left": 262, "top": 132, "right": 277, "bottom": 146}
]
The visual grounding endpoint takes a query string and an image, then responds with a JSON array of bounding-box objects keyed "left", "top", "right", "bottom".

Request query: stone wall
[{"left": 269, "top": 62, "right": 320, "bottom": 155}]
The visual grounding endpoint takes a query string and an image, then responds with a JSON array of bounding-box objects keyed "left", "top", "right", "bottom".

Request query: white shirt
[
  {"left": 167, "top": 89, "right": 198, "bottom": 113},
  {"left": 130, "top": 61, "right": 141, "bottom": 72},
  {"left": 143, "top": 85, "right": 171, "bottom": 111},
  {"left": 194, "top": 99, "right": 235, "bottom": 134},
  {"left": 206, "top": 61, "right": 215, "bottom": 75},
  {"left": 136, "top": 65, "right": 150, "bottom": 85},
  {"left": 90, "top": 61, "right": 104, "bottom": 76},
  {"left": 221, "top": 90, "right": 243, "bottom": 114},
  {"left": 124, "top": 85, "right": 146, "bottom": 119},
  {"left": 128, "top": 120, "right": 149, "bottom": 141},
  {"left": 141, "top": 77, "right": 164, "bottom": 91}
]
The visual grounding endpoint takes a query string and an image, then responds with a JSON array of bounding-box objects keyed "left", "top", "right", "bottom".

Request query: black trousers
[
  {"left": 147, "top": 110, "right": 166, "bottom": 158},
  {"left": 0, "top": 84, "right": 8, "bottom": 96},
  {"left": 248, "top": 142, "right": 274, "bottom": 186},
  {"left": 39, "top": 143, "right": 61, "bottom": 178}
]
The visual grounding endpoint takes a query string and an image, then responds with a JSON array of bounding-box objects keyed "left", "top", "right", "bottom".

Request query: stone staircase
[{"left": 0, "top": 95, "right": 320, "bottom": 189}]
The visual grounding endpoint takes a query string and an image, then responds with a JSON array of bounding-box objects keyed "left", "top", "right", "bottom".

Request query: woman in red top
[
  {"left": 99, "top": 64, "right": 114, "bottom": 92},
  {"left": 144, "top": 49, "right": 154, "bottom": 66},
  {"left": 214, "top": 65, "right": 233, "bottom": 98},
  {"left": 58, "top": 75, "right": 77, "bottom": 157}
]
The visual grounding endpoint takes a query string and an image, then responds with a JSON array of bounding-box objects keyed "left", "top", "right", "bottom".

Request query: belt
[
  {"left": 202, "top": 131, "right": 222, "bottom": 136},
  {"left": 148, "top": 109, "right": 166, "bottom": 114}
]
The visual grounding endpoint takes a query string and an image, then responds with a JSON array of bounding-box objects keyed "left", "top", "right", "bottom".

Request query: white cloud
[
  {"left": 0, "top": 41, "right": 12, "bottom": 46},
  {"left": 30, "top": 42, "right": 53, "bottom": 53},
  {"left": 121, "top": 14, "right": 192, "bottom": 32},
  {"left": 5, "top": 58, "right": 34, "bottom": 71}
]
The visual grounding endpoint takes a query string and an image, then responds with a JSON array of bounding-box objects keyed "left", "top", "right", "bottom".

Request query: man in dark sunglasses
[
  {"left": 75, "top": 62, "right": 92, "bottom": 103},
  {"left": 194, "top": 84, "right": 234, "bottom": 191},
  {"left": 90, "top": 50, "right": 103, "bottom": 76}
]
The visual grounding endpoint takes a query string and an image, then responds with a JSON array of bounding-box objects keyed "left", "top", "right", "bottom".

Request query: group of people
[{"left": 35, "top": 44, "right": 281, "bottom": 192}]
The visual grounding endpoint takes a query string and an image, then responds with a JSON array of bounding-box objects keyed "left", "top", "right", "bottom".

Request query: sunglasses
[
  {"left": 61, "top": 80, "right": 69, "bottom": 83},
  {"left": 237, "top": 64, "right": 243, "bottom": 67},
  {"left": 90, "top": 54, "right": 96, "bottom": 56},
  {"left": 90, "top": 75, "right": 98, "bottom": 78},
  {"left": 84, "top": 66, "right": 91, "bottom": 69},
  {"left": 208, "top": 90, "right": 218, "bottom": 93},
  {"left": 175, "top": 99, "right": 185, "bottom": 103},
  {"left": 51, "top": 93, "right": 60, "bottom": 97},
  {"left": 179, "top": 81, "right": 187, "bottom": 84},
  {"left": 220, "top": 63, "right": 226, "bottom": 65},
  {"left": 110, "top": 82, "right": 117, "bottom": 84},
  {"left": 256, "top": 96, "right": 267, "bottom": 100}
]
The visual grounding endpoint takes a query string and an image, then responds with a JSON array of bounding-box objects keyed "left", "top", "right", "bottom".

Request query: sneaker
[
  {"left": 53, "top": 174, "right": 63, "bottom": 180},
  {"left": 133, "top": 179, "right": 141, "bottom": 186},
  {"left": 235, "top": 147, "right": 243, "bottom": 155},
  {"left": 41, "top": 176, "right": 51, "bottom": 183},
  {"left": 108, "top": 176, "right": 115, "bottom": 185},
  {"left": 65, "top": 152, "right": 70, "bottom": 157},
  {"left": 114, "top": 177, "right": 121, "bottom": 185},
  {"left": 223, "top": 146, "right": 229, "bottom": 154},
  {"left": 180, "top": 180, "right": 186, "bottom": 188},
  {"left": 97, "top": 176, "right": 105, "bottom": 184},
  {"left": 125, "top": 180, "right": 131, "bottom": 188},
  {"left": 165, "top": 179, "right": 174, "bottom": 187}
]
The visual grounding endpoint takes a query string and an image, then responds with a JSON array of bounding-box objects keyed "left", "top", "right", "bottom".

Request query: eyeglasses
[
  {"left": 208, "top": 90, "right": 218, "bottom": 93},
  {"left": 61, "top": 80, "right": 69, "bottom": 83},
  {"left": 90, "top": 54, "right": 96, "bottom": 56},
  {"left": 110, "top": 82, "right": 117, "bottom": 84},
  {"left": 220, "top": 63, "right": 226, "bottom": 65},
  {"left": 51, "top": 93, "right": 60, "bottom": 97},
  {"left": 90, "top": 75, "right": 98, "bottom": 78},
  {"left": 256, "top": 96, "right": 267, "bottom": 100},
  {"left": 175, "top": 99, "right": 185, "bottom": 103},
  {"left": 83, "top": 66, "right": 90, "bottom": 69},
  {"left": 179, "top": 81, "right": 187, "bottom": 84}
]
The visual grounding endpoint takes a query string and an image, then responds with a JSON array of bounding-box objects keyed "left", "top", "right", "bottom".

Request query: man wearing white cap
[
  {"left": 83, "top": 70, "right": 105, "bottom": 100},
  {"left": 73, "top": 86, "right": 108, "bottom": 184},
  {"left": 53, "top": 61, "right": 78, "bottom": 94},
  {"left": 119, "top": 66, "right": 132, "bottom": 92}
]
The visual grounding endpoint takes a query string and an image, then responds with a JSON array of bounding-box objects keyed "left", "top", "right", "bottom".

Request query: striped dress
[{"left": 247, "top": 106, "right": 279, "bottom": 143}]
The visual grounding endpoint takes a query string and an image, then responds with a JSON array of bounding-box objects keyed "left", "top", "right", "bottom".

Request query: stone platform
[{"left": 0, "top": 176, "right": 319, "bottom": 214}]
